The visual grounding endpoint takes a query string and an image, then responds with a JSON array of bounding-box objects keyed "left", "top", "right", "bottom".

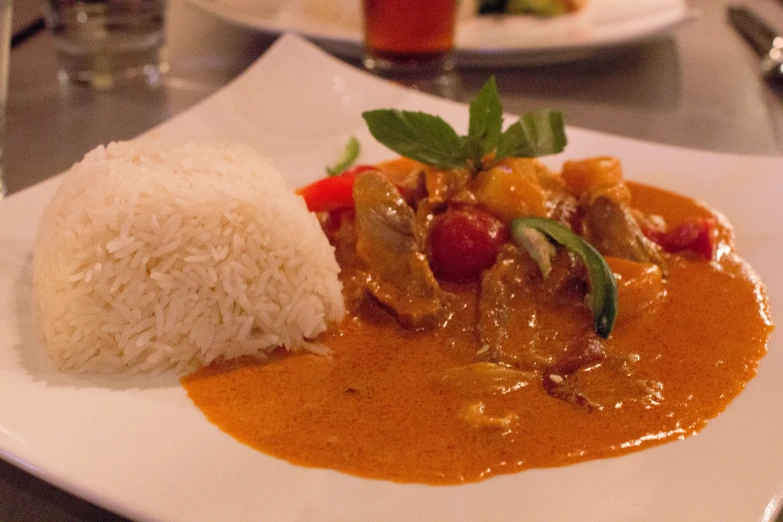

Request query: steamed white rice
[{"left": 33, "top": 141, "right": 344, "bottom": 373}]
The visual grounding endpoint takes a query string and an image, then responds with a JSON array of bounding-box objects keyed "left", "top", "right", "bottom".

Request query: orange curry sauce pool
[{"left": 182, "top": 183, "right": 773, "bottom": 485}]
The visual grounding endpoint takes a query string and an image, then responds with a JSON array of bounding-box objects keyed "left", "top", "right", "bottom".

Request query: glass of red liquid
[{"left": 362, "top": 0, "right": 459, "bottom": 96}]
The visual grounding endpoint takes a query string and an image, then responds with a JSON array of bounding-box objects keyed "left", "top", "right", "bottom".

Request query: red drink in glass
[{"left": 363, "top": 0, "right": 457, "bottom": 79}]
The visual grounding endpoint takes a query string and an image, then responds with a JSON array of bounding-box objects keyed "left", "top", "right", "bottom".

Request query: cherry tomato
[{"left": 429, "top": 206, "right": 509, "bottom": 281}]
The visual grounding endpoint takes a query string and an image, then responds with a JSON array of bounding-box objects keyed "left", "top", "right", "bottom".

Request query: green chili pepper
[{"left": 510, "top": 217, "right": 618, "bottom": 338}]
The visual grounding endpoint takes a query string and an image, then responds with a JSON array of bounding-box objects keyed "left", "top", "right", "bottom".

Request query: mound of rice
[{"left": 33, "top": 141, "right": 344, "bottom": 373}]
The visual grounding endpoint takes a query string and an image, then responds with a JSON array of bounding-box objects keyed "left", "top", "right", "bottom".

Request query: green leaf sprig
[
  {"left": 362, "top": 77, "right": 566, "bottom": 174},
  {"left": 510, "top": 217, "right": 618, "bottom": 339}
]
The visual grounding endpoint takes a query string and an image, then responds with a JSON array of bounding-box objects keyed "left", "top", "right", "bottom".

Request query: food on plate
[
  {"left": 32, "top": 141, "right": 343, "bottom": 373},
  {"left": 32, "top": 79, "right": 769, "bottom": 484},
  {"left": 182, "top": 78, "right": 772, "bottom": 484},
  {"left": 479, "top": 0, "right": 586, "bottom": 16}
]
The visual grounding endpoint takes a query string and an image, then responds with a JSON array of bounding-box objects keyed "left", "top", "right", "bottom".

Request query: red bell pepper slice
[
  {"left": 644, "top": 218, "right": 715, "bottom": 259},
  {"left": 296, "top": 165, "right": 377, "bottom": 213}
]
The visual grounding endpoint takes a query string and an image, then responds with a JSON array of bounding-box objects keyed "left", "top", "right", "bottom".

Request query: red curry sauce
[{"left": 182, "top": 183, "right": 772, "bottom": 484}]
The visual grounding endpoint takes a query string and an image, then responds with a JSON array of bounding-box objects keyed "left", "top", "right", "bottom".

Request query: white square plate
[
  {"left": 1, "top": 34, "right": 781, "bottom": 522},
  {"left": 183, "top": 0, "right": 694, "bottom": 66}
]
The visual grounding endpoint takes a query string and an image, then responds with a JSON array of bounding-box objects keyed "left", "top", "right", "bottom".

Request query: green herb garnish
[
  {"left": 362, "top": 76, "right": 566, "bottom": 174},
  {"left": 362, "top": 110, "right": 467, "bottom": 168},
  {"left": 327, "top": 136, "right": 361, "bottom": 176},
  {"left": 510, "top": 217, "right": 618, "bottom": 338},
  {"left": 466, "top": 76, "right": 504, "bottom": 160},
  {"left": 496, "top": 111, "right": 566, "bottom": 160}
]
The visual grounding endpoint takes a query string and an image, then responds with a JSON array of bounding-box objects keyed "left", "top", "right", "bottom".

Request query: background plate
[
  {"left": 183, "top": 0, "right": 695, "bottom": 67},
  {"left": 0, "top": 34, "right": 781, "bottom": 522}
]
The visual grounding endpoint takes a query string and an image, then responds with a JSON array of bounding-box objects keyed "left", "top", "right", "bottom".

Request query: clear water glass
[{"left": 41, "top": 0, "right": 168, "bottom": 89}]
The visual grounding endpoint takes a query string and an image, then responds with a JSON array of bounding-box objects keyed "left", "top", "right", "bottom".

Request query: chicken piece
[
  {"left": 478, "top": 244, "right": 588, "bottom": 370},
  {"left": 582, "top": 196, "right": 666, "bottom": 270},
  {"left": 353, "top": 172, "right": 450, "bottom": 329},
  {"left": 562, "top": 157, "right": 665, "bottom": 270},
  {"left": 477, "top": 245, "right": 534, "bottom": 364}
]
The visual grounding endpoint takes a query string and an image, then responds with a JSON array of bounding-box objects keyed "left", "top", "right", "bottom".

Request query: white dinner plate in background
[{"left": 183, "top": 0, "right": 695, "bottom": 67}]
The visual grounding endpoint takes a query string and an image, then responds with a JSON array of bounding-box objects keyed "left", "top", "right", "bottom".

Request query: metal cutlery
[{"left": 728, "top": 5, "right": 783, "bottom": 83}]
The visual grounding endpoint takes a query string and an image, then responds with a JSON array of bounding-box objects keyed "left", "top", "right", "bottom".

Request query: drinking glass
[
  {"left": 41, "top": 0, "right": 168, "bottom": 89},
  {"left": 362, "top": 0, "right": 459, "bottom": 97}
]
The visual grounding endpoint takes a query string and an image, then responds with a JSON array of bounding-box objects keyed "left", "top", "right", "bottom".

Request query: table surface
[{"left": 2, "top": 0, "right": 783, "bottom": 519}]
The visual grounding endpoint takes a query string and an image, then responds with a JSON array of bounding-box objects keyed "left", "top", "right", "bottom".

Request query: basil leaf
[
  {"left": 510, "top": 217, "right": 618, "bottom": 338},
  {"left": 462, "top": 135, "right": 485, "bottom": 168},
  {"left": 496, "top": 121, "right": 523, "bottom": 160},
  {"left": 327, "top": 136, "right": 361, "bottom": 176},
  {"left": 496, "top": 110, "right": 567, "bottom": 160},
  {"left": 363, "top": 109, "right": 468, "bottom": 169},
  {"left": 362, "top": 82, "right": 566, "bottom": 172},
  {"left": 468, "top": 76, "right": 503, "bottom": 158}
]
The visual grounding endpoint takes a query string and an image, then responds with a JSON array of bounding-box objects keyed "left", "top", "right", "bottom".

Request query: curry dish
[{"left": 183, "top": 156, "right": 772, "bottom": 484}]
